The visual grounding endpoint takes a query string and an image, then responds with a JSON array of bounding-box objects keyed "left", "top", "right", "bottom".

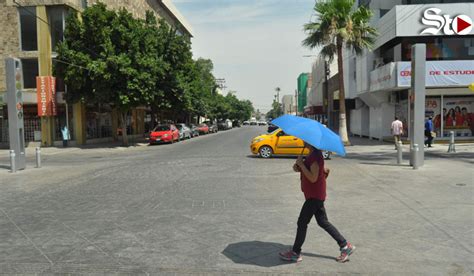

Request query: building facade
[
  {"left": 348, "top": 0, "right": 474, "bottom": 140},
  {"left": 281, "top": 94, "right": 296, "bottom": 115},
  {"left": 0, "top": 0, "right": 192, "bottom": 147}
]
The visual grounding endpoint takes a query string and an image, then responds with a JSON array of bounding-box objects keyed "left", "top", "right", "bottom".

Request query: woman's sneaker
[
  {"left": 279, "top": 250, "right": 302, "bottom": 262},
  {"left": 336, "top": 242, "right": 355, "bottom": 263}
]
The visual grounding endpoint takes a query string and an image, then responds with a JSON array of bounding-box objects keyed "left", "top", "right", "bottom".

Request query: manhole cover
[{"left": 456, "top": 183, "right": 466, "bottom": 186}]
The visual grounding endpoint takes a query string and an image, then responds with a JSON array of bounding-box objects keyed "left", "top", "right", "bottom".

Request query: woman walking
[{"left": 279, "top": 143, "right": 355, "bottom": 263}]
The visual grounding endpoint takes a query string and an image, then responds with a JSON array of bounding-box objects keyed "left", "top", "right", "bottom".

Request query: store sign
[
  {"left": 36, "top": 76, "right": 57, "bottom": 116},
  {"left": 398, "top": 60, "right": 474, "bottom": 87},
  {"left": 421, "top": 8, "right": 473, "bottom": 35}
]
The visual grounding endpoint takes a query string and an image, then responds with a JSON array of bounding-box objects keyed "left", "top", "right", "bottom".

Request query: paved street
[{"left": 0, "top": 127, "right": 472, "bottom": 275}]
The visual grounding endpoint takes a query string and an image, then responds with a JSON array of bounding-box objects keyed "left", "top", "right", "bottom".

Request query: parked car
[
  {"left": 250, "top": 120, "right": 258, "bottom": 126},
  {"left": 204, "top": 121, "right": 218, "bottom": 133},
  {"left": 258, "top": 121, "right": 267, "bottom": 126},
  {"left": 189, "top": 124, "right": 200, "bottom": 137},
  {"left": 217, "top": 120, "right": 227, "bottom": 130},
  {"left": 267, "top": 123, "right": 278, "bottom": 133},
  {"left": 250, "top": 128, "right": 331, "bottom": 159},
  {"left": 232, "top": 120, "right": 241, "bottom": 127},
  {"left": 243, "top": 121, "right": 250, "bottom": 125},
  {"left": 149, "top": 124, "right": 180, "bottom": 144},
  {"left": 226, "top": 119, "right": 233, "bottom": 129},
  {"left": 176, "top": 123, "right": 192, "bottom": 140},
  {"left": 197, "top": 123, "right": 210, "bottom": 135}
]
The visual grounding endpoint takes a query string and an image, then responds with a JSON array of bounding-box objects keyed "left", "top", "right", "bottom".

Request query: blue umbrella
[{"left": 271, "top": 114, "right": 346, "bottom": 156}]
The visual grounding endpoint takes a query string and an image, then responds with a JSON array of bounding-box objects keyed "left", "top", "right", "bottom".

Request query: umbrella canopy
[{"left": 271, "top": 114, "right": 346, "bottom": 156}]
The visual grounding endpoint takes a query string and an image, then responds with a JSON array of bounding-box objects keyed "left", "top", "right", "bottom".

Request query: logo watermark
[{"left": 421, "top": 8, "right": 472, "bottom": 35}]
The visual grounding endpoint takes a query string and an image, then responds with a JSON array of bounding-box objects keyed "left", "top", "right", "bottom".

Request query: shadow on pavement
[
  {"left": 0, "top": 164, "right": 10, "bottom": 171},
  {"left": 222, "top": 241, "right": 334, "bottom": 267}
]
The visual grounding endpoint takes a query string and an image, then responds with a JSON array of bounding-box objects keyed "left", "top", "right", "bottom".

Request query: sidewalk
[
  {"left": 348, "top": 136, "right": 473, "bottom": 165},
  {"left": 0, "top": 138, "right": 150, "bottom": 173}
]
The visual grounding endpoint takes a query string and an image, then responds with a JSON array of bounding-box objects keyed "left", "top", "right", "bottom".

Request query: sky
[{"left": 173, "top": 0, "right": 317, "bottom": 113}]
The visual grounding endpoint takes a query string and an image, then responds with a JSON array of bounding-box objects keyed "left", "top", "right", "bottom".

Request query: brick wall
[
  {"left": 0, "top": 0, "right": 185, "bottom": 95},
  {"left": 88, "top": 0, "right": 179, "bottom": 30},
  {"left": 0, "top": 1, "right": 21, "bottom": 93}
]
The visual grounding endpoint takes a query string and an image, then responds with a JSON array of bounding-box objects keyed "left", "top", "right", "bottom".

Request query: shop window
[
  {"left": 19, "top": 7, "right": 38, "bottom": 51},
  {"left": 21, "top": 59, "right": 39, "bottom": 89}
]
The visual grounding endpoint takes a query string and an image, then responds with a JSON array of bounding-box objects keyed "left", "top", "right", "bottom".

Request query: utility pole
[
  {"left": 325, "top": 61, "right": 331, "bottom": 127},
  {"left": 295, "top": 89, "right": 298, "bottom": 116}
]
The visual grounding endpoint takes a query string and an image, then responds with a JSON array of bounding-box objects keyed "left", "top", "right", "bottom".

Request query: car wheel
[{"left": 259, "top": 146, "right": 273, "bottom": 158}]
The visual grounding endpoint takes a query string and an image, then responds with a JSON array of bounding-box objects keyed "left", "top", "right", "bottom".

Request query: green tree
[
  {"left": 56, "top": 3, "right": 165, "bottom": 145},
  {"left": 302, "top": 0, "right": 376, "bottom": 145},
  {"left": 190, "top": 58, "right": 217, "bottom": 120}
]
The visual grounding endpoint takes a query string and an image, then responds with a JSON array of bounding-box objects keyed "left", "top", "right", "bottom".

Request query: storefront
[{"left": 353, "top": 59, "right": 474, "bottom": 140}]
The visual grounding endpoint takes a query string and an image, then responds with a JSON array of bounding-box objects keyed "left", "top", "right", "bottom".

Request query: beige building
[
  {"left": 0, "top": 0, "right": 192, "bottom": 146},
  {"left": 281, "top": 94, "right": 296, "bottom": 115}
]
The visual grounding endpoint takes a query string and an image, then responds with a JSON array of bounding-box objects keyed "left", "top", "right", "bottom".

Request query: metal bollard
[
  {"left": 35, "top": 147, "right": 41, "bottom": 168},
  {"left": 448, "top": 131, "right": 456, "bottom": 153},
  {"left": 397, "top": 141, "right": 403, "bottom": 165},
  {"left": 9, "top": 150, "right": 16, "bottom": 173},
  {"left": 412, "top": 144, "right": 419, "bottom": 170}
]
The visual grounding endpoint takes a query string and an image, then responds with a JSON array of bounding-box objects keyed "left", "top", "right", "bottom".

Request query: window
[
  {"left": 21, "top": 59, "right": 39, "bottom": 89},
  {"left": 402, "top": 37, "right": 474, "bottom": 61},
  {"left": 48, "top": 6, "right": 70, "bottom": 52},
  {"left": 19, "top": 7, "right": 38, "bottom": 51}
]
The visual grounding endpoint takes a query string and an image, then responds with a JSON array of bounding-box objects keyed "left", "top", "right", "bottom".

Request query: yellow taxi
[{"left": 250, "top": 129, "right": 310, "bottom": 158}]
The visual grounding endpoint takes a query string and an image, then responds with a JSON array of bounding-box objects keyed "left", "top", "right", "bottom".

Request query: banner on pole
[{"left": 36, "top": 76, "right": 57, "bottom": 116}]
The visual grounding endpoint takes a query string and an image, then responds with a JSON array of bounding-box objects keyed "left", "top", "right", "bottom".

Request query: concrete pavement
[{"left": 0, "top": 127, "right": 472, "bottom": 275}]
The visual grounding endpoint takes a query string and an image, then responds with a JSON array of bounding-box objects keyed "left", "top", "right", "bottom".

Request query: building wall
[
  {"left": 89, "top": 0, "right": 171, "bottom": 25},
  {"left": 0, "top": 0, "right": 190, "bottom": 96},
  {"left": 281, "top": 94, "right": 293, "bottom": 114},
  {"left": 0, "top": 2, "right": 21, "bottom": 93},
  {"left": 369, "top": 102, "right": 395, "bottom": 139}
]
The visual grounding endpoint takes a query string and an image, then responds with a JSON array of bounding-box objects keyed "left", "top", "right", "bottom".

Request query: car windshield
[
  {"left": 176, "top": 125, "right": 183, "bottom": 130},
  {"left": 153, "top": 125, "right": 170, "bottom": 131},
  {"left": 272, "top": 129, "right": 283, "bottom": 135}
]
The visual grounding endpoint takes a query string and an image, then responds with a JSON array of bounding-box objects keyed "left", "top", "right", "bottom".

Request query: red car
[
  {"left": 197, "top": 123, "right": 210, "bottom": 135},
  {"left": 149, "top": 124, "right": 180, "bottom": 144}
]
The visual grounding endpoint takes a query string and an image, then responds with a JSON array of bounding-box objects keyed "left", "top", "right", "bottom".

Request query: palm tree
[{"left": 303, "top": 0, "right": 376, "bottom": 145}]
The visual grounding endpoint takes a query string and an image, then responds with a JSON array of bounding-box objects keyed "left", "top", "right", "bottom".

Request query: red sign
[{"left": 36, "top": 76, "right": 57, "bottom": 116}]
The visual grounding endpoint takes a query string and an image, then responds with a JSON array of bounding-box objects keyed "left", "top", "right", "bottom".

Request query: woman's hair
[{"left": 448, "top": 108, "right": 455, "bottom": 117}]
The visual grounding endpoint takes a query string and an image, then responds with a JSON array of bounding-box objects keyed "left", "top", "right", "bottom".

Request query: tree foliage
[
  {"left": 55, "top": 3, "right": 253, "bottom": 144},
  {"left": 302, "top": 0, "right": 376, "bottom": 144}
]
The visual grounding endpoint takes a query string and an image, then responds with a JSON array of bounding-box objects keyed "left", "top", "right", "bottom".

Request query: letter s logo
[{"left": 421, "top": 8, "right": 445, "bottom": 35}]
